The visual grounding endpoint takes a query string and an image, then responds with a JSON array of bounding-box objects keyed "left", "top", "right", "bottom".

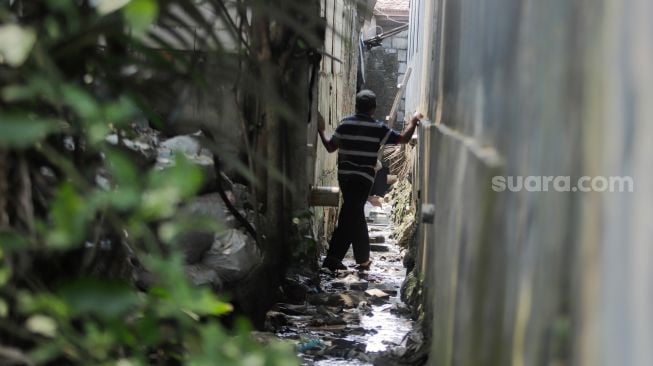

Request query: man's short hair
[{"left": 356, "top": 89, "right": 376, "bottom": 114}]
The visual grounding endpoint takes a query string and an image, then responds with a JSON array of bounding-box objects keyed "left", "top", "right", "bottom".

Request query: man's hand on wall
[
  {"left": 399, "top": 111, "right": 424, "bottom": 143},
  {"left": 412, "top": 112, "right": 424, "bottom": 124}
]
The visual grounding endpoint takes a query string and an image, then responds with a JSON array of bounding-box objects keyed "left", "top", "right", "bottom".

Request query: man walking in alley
[{"left": 318, "top": 89, "right": 423, "bottom": 271}]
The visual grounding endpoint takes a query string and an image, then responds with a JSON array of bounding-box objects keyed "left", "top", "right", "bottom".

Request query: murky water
[{"left": 275, "top": 204, "right": 415, "bottom": 365}]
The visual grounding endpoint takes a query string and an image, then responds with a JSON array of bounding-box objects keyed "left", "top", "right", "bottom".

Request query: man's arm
[
  {"left": 398, "top": 112, "right": 424, "bottom": 144},
  {"left": 318, "top": 112, "right": 338, "bottom": 153}
]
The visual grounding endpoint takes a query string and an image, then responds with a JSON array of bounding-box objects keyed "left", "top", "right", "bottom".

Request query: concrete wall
[
  {"left": 142, "top": 3, "right": 246, "bottom": 175},
  {"left": 362, "top": 17, "right": 409, "bottom": 124},
  {"left": 406, "top": 0, "right": 652, "bottom": 365}
]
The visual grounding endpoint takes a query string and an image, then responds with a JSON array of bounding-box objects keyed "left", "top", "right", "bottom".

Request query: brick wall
[{"left": 363, "top": 18, "right": 409, "bottom": 126}]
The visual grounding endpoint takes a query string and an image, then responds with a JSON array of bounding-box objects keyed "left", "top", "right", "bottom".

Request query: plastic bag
[{"left": 202, "top": 229, "right": 261, "bottom": 283}]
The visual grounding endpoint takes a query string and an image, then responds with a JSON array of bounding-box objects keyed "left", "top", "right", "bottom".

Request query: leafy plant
[
  {"left": 0, "top": 0, "right": 327, "bottom": 364},
  {"left": 289, "top": 210, "right": 318, "bottom": 270}
]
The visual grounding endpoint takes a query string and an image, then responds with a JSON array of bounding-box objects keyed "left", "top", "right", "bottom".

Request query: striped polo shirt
[{"left": 332, "top": 113, "right": 401, "bottom": 183}]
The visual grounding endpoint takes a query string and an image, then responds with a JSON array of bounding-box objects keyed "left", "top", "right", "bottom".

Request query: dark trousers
[{"left": 326, "top": 175, "right": 373, "bottom": 263}]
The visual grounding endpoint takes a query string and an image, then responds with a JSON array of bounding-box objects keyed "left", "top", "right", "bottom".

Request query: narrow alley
[{"left": 268, "top": 202, "right": 416, "bottom": 365}]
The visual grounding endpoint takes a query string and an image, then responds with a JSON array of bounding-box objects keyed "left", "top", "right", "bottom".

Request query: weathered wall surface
[
  {"left": 311, "top": 0, "right": 370, "bottom": 241},
  {"left": 143, "top": 3, "right": 243, "bottom": 165},
  {"left": 405, "top": 0, "right": 652, "bottom": 365},
  {"left": 362, "top": 24, "right": 409, "bottom": 123},
  {"left": 363, "top": 44, "right": 399, "bottom": 120}
]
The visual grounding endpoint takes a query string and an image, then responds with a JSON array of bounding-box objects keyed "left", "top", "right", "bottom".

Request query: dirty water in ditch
[{"left": 271, "top": 204, "right": 415, "bottom": 365}]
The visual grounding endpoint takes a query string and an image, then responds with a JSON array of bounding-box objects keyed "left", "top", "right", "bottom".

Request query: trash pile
[{"left": 107, "top": 128, "right": 262, "bottom": 291}]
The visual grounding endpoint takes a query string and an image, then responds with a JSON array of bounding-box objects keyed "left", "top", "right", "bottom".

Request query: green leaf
[
  {"left": 148, "top": 154, "right": 204, "bottom": 197},
  {"left": 135, "top": 312, "right": 159, "bottom": 345},
  {"left": 96, "top": 0, "right": 132, "bottom": 15},
  {"left": 188, "top": 323, "right": 228, "bottom": 365},
  {"left": 95, "top": 150, "right": 143, "bottom": 210},
  {"left": 125, "top": 0, "right": 159, "bottom": 35},
  {"left": 62, "top": 85, "right": 99, "bottom": 119},
  {"left": 29, "top": 340, "right": 65, "bottom": 364},
  {"left": 0, "top": 266, "right": 10, "bottom": 287},
  {"left": 141, "top": 155, "right": 203, "bottom": 219},
  {"left": 47, "top": 183, "right": 88, "bottom": 248},
  {"left": 0, "top": 24, "right": 36, "bottom": 67},
  {"left": 95, "top": 188, "right": 141, "bottom": 211},
  {"left": 115, "top": 359, "right": 141, "bottom": 366},
  {"left": 191, "top": 290, "right": 233, "bottom": 316},
  {"left": 26, "top": 315, "right": 58, "bottom": 338},
  {"left": 144, "top": 254, "right": 232, "bottom": 316},
  {"left": 0, "top": 298, "right": 8, "bottom": 317},
  {"left": 140, "top": 186, "right": 180, "bottom": 219},
  {"left": 103, "top": 96, "right": 138, "bottom": 125},
  {"left": 105, "top": 149, "right": 140, "bottom": 188},
  {"left": 0, "top": 114, "right": 59, "bottom": 148},
  {"left": 88, "top": 123, "right": 110, "bottom": 145},
  {"left": 81, "top": 322, "right": 115, "bottom": 359},
  {"left": 46, "top": 0, "right": 75, "bottom": 12},
  {"left": 0, "top": 230, "right": 30, "bottom": 250},
  {"left": 2, "top": 77, "right": 56, "bottom": 103},
  {"left": 17, "top": 292, "right": 70, "bottom": 318},
  {"left": 59, "top": 278, "right": 141, "bottom": 319}
]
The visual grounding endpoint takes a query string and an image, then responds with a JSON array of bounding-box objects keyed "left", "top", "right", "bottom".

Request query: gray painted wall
[{"left": 405, "top": 0, "right": 652, "bottom": 365}]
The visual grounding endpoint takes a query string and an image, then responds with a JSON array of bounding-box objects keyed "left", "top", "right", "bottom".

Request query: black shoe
[
  {"left": 322, "top": 257, "right": 347, "bottom": 271},
  {"left": 355, "top": 260, "right": 372, "bottom": 271}
]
